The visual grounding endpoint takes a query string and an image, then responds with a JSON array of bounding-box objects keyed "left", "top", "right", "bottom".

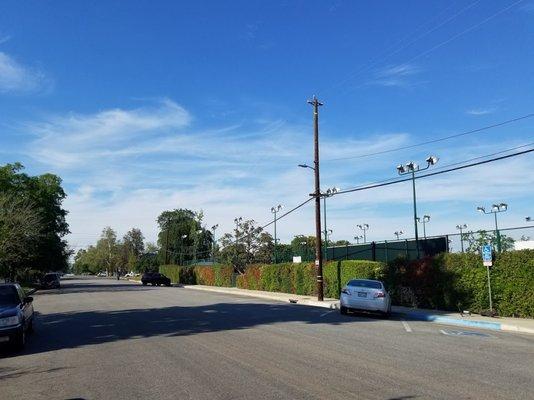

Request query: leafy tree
[
  {"left": 290, "top": 235, "right": 316, "bottom": 261},
  {"left": 0, "top": 195, "right": 44, "bottom": 281},
  {"left": 255, "top": 232, "right": 274, "bottom": 264},
  {"left": 334, "top": 240, "right": 351, "bottom": 246},
  {"left": 157, "top": 209, "right": 212, "bottom": 265},
  {"left": 463, "top": 230, "right": 515, "bottom": 253},
  {"left": 219, "top": 218, "right": 262, "bottom": 273},
  {"left": 0, "top": 163, "right": 70, "bottom": 275},
  {"left": 121, "top": 228, "right": 145, "bottom": 271}
]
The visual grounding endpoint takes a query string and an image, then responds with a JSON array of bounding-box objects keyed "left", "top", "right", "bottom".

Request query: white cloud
[
  {"left": 20, "top": 99, "right": 533, "bottom": 250},
  {"left": 0, "top": 51, "right": 49, "bottom": 94},
  {"left": 369, "top": 63, "right": 422, "bottom": 87},
  {"left": 466, "top": 107, "right": 496, "bottom": 116}
]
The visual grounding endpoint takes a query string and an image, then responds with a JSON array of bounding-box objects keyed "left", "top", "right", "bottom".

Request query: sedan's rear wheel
[{"left": 340, "top": 305, "right": 348, "bottom": 315}]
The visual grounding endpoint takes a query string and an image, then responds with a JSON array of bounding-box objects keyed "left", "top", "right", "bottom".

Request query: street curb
[
  {"left": 398, "top": 311, "right": 502, "bottom": 331},
  {"left": 180, "top": 285, "right": 340, "bottom": 310}
]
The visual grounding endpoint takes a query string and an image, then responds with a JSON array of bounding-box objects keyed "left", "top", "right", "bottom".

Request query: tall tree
[
  {"left": 0, "top": 195, "right": 44, "bottom": 280},
  {"left": 157, "top": 209, "right": 212, "bottom": 265},
  {"left": 0, "top": 163, "right": 70, "bottom": 274},
  {"left": 219, "top": 218, "right": 262, "bottom": 273},
  {"left": 122, "top": 228, "right": 145, "bottom": 271}
]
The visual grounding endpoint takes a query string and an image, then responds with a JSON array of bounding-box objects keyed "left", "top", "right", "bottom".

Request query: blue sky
[{"left": 1, "top": 0, "right": 533, "bottom": 250}]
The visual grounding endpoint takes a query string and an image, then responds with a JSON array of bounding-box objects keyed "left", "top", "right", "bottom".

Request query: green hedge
[
  {"left": 159, "top": 264, "right": 233, "bottom": 286},
  {"left": 162, "top": 250, "right": 534, "bottom": 318},
  {"left": 236, "top": 260, "right": 385, "bottom": 298}
]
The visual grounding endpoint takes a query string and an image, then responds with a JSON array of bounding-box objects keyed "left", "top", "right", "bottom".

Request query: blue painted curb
[{"left": 398, "top": 311, "right": 502, "bottom": 331}]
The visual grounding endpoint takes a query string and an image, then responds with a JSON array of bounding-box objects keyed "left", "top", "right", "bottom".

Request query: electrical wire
[{"left": 323, "top": 113, "right": 534, "bottom": 162}]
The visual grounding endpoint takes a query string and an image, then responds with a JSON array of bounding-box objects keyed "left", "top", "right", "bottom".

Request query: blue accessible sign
[{"left": 482, "top": 244, "right": 493, "bottom": 267}]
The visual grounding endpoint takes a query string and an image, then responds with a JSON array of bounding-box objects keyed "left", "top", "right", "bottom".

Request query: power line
[
  {"left": 334, "top": 147, "right": 534, "bottom": 196},
  {"left": 326, "top": 0, "right": 481, "bottom": 94},
  {"left": 323, "top": 113, "right": 534, "bottom": 162}
]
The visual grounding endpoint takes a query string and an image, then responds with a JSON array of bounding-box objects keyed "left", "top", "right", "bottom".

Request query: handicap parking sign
[{"left": 482, "top": 244, "right": 493, "bottom": 266}]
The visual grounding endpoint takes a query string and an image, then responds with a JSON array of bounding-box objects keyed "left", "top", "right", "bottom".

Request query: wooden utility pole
[{"left": 308, "top": 96, "right": 324, "bottom": 301}]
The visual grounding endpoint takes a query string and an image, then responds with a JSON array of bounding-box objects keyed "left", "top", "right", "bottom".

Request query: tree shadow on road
[
  {"left": 1, "top": 295, "right": 392, "bottom": 358},
  {"left": 36, "top": 282, "right": 156, "bottom": 295}
]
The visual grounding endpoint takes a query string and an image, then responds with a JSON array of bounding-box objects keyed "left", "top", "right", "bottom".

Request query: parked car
[
  {"left": 141, "top": 272, "right": 171, "bottom": 286},
  {"left": 41, "top": 273, "right": 61, "bottom": 289},
  {"left": 0, "top": 284, "right": 34, "bottom": 350},
  {"left": 97, "top": 272, "right": 107, "bottom": 277},
  {"left": 339, "top": 279, "right": 391, "bottom": 317}
]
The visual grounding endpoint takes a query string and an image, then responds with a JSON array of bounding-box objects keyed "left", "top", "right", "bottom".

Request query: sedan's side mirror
[{"left": 23, "top": 296, "right": 33, "bottom": 304}]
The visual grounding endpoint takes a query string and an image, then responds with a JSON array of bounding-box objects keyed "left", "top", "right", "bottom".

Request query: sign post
[{"left": 482, "top": 244, "right": 493, "bottom": 313}]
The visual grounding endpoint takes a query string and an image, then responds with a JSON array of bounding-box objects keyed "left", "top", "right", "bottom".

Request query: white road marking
[
  {"left": 401, "top": 320, "right": 413, "bottom": 332},
  {"left": 320, "top": 310, "right": 336, "bottom": 317}
]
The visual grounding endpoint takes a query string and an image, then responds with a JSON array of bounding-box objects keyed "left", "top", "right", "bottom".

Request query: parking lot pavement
[{"left": 1, "top": 278, "right": 533, "bottom": 400}]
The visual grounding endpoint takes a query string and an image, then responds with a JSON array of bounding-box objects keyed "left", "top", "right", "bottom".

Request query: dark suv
[
  {"left": 0, "top": 284, "right": 34, "bottom": 350},
  {"left": 141, "top": 272, "right": 171, "bottom": 287}
]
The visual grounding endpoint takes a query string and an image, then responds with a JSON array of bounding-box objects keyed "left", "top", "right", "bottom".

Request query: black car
[
  {"left": 0, "top": 284, "right": 34, "bottom": 350},
  {"left": 41, "top": 273, "right": 61, "bottom": 289},
  {"left": 141, "top": 272, "right": 171, "bottom": 286}
]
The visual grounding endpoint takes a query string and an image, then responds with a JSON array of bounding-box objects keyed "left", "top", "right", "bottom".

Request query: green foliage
[
  {"left": 234, "top": 260, "right": 384, "bottom": 298},
  {"left": 159, "top": 264, "right": 233, "bottom": 286},
  {"left": 323, "top": 260, "right": 387, "bottom": 299},
  {"left": 157, "top": 209, "right": 213, "bottom": 265},
  {"left": 463, "top": 230, "right": 515, "bottom": 253},
  {"left": 0, "top": 163, "right": 70, "bottom": 278}
]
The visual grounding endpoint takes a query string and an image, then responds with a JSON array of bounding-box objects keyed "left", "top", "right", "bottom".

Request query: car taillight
[
  {"left": 341, "top": 288, "right": 351, "bottom": 295},
  {"left": 374, "top": 292, "right": 385, "bottom": 298}
]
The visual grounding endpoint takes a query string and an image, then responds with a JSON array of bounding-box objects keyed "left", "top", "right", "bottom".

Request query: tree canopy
[{"left": 0, "top": 163, "right": 70, "bottom": 280}]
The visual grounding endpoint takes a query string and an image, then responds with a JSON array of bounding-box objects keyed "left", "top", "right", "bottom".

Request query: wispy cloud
[
  {"left": 0, "top": 51, "right": 51, "bottom": 94},
  {"left": 369, "top": 63, "right": 422, "bottom": 87},
  {"left": 466, "top": 107, "right": 497, "bottom": 116},
  {"left": 0, "top": 35, "right": 11, "bottom": 45}
]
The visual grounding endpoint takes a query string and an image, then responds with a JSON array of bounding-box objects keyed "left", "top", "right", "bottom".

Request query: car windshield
[
  {"left": 347, "top": 280, "right": 382, "bottom": 289},
  {"left": 0, "top": 286, "right": 20, "bottom": 306}
]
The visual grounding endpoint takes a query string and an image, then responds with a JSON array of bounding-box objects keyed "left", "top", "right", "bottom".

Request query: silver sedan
[{"left": 339, "top": 279, "right": 392, "bottom": 317}]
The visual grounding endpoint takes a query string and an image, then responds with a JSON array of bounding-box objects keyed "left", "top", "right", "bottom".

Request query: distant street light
[
  {"left": 416, "top": 215, "right": 431, "bottom": 239},
  {"left": 211, "top": 224, "right": 219, "bottom": 262},
  {"left": 526, "top": 216, "right": 532, "bottom": 223},
  {"left": 396, "top": 155, "right": 439, "bottom": 258},
  {"left": 394, "top": 231, "right": 404, "bottom": 240},
  {"left": 353, "top": 235, "right": 363, "bottom": 244},
  {"left": 357, "top": 224, "right": 369, "bottom": 243},
  {"left": 322, "top": 187, "right": 339, "bottom": 261},
  {"left": 477, "top": 203, "right": 508, "bottom": 252},
  {"left": 456, "top": 224, "right": 468, "bottom": 253},
  {"left": 270, "top": 204, "right": 283, "bottom": 263}
]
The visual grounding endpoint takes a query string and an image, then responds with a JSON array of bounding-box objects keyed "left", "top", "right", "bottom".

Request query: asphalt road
[{"left": 1, "top": 278, "right": 533, "bottom": 400}]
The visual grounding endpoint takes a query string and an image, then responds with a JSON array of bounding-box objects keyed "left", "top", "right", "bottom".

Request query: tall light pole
[
  {"left": 233, "top": 217, "right": 243, "bottom": 268},
  {"left": 394, "top": 231, "right": 404, "bottom": 240},
  {"left": 397, "top": 155, "right": 439, "bottom": 259},
  {"left": 353, "top": 235, "right": 363, "bottom": 244},
  {"left": 477, "top": 203, "right": 508, "bottom": 252},
  {"left": 308, "top": 96, "right": 324, "bottom": 301},
  {"left": 270, "top": 204, "right": 283, "bottom": 264},
  {"left": 323, "top": 187, "right": 338, "bottom": 261},
  {"left": 456, "top": 224, "right": 467, "bottom": 253},
  {"left": 416, "top": 215, "right": 431, "bottom": 239},
  {"left": 357, "top": 224, "right": 369, "bottom": 243},
  {"left": 180, "top": 234, "right": 187, "bottom": 265},
  {"left": 211, "top": 224, "right": 218, "bottom": 262}
]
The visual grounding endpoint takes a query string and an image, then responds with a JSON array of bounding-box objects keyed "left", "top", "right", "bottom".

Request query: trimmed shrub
[
  {"left": 324, "top": 260, "right": 387, "bottom": 299},
  {"left": 159, "top": 265, "right": 196, "bottom": 284},
  {"left": 194, "top": 265, "right": 233, "bottom": 287}
]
